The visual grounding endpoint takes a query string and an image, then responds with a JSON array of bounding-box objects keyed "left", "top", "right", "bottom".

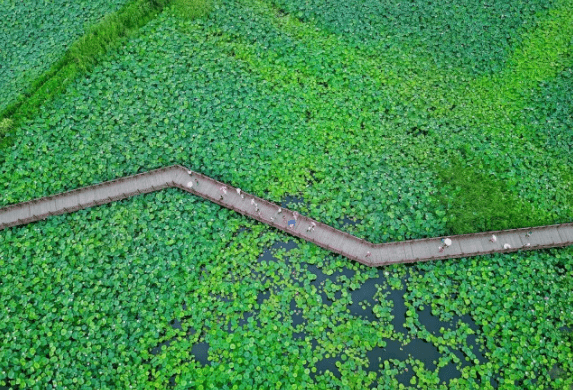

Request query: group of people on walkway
[{"left": 195, "top": 175, "right": 539, "bottom": 262}]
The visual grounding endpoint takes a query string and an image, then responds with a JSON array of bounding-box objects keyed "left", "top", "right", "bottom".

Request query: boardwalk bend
[{"left": 1, "top": 165, "right": 572, "bottom": 266}]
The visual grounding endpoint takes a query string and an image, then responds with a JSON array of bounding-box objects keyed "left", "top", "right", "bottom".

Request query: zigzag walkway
[{"left": 1, "top": 165, "right": 572, "bottom": 266}]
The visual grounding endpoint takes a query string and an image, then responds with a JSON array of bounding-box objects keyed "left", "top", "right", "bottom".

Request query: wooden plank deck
[{"left": 1, "top": 165, "right": 572, "bottom": 266}]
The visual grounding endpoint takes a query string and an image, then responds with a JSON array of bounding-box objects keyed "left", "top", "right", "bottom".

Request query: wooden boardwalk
[{"left": 1, "top": 165, "right": 572, "bottom": 266}]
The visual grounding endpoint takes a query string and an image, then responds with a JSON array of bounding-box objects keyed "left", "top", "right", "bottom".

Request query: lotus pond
[
  {"left": 0, "top": 0, "right": 131, "bottom": 112},
  {"left": 0, "top": 0, "right": 572, "bottom": 388}
]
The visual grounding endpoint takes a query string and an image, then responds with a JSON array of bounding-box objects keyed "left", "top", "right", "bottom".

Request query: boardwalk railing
[{"left": 1, "top": 165, "right": 572, "bottom": 266}]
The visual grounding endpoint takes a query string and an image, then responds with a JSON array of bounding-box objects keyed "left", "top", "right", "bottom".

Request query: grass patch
[
  {"left": 0, "top": 119, "right": 13, "bottom": 133},
  {"left": 0, "top": 0, "right": 210, "bottom": 164},
  {"left": 437, "top": 162, "right": 542, "bottom": 234},
  {"left": 173, "top": 0, "right": 211, "bottom": 19}
]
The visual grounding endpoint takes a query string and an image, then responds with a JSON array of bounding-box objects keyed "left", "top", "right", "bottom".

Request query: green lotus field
[
  {"left": 0, "top": 0, "right": 572, "bottom": 389},
  {"left": 0, "top": 0, "right": 131, "bottom": 112}
]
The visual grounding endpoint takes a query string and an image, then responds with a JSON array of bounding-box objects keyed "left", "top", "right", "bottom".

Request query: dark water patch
[
  {"left": 549, "top": 363, "right": 569, "bottom": 381},
  {"left": 336, "top": 216, "right": 361, "bottom": 230},
  {"left": 271, "top": 239, "right": 298, "bottom": 252},
  {"left": 191, "top": 342, "right": 210, "bottom": 366},
  {"left": 170, "top": 318, "right": 182, "bottom": 330},
  {"left": 369, "top": 339, "right": 440, "bottom": 371},
  {"left": 437, "top": 348, "right": 471, "bottom": 384},
  {"left": 367, "top": 339, "right": 408, "bottom": 366},
  {"left": 348, "top": 272, "right": 383, "bottom": 321},
  {"left": 293, "top": 334, "right": 319, "bottom": 353},
  {"left": 307, "top": 262, "right": 354, "bottom": 281},
  {"left": 316, "top": 291, "right": 333, "bottom": 306},
  {"left": 305, "top": 263, "right": 331, "bottom": 305},
  {"left": 473, "top": 366, "right": 499, "bottom": 388},
  {"left": 258, "top": 248, "right": 277, "bottom": 263},
  {"left": 213, "top": 294, "right": 232, "bottom": 303},
  {"left": 281, "top": 195, "right": 306, "bottom": 209},
  {"left": 151, "top": 338, "right": 175, "bottom": 355},
  {"left": 367, "top": 338, "right": 440, "bottom": 380},
  {"left": 452, "top": 349, "right": 471, "bottom": 369},
  {"left": 237, "top": 310, "right": 259, "bottom": 328},
  {"left": 404, "top": 339, "right": 440, "bottom": 371},
  {"left": 311, "top": 353, "right": 342, "bottom": 380},
  {"left": 151, "top": 325, "right": 197, "bottom": 355},
  {"left": 340, "top": 266, "right": 356, "bottom": 280},
  {"left": 419, "top": 310, "right": 485, "bottom": 366},
  {"left": 461, "top": 313, "right": 480, "bottom": 332},
  {"left": 394, "top": 363, "right": 415, "bottom": 386},
  {"left": 306, "top": 263, "right": 352, "bottom": 283},
  {"left": 438, "top": 361, "right": 462, "bottom": 383},
  {"left": 233, "top": 226, "right": 251, "bottom": 237},
  {"left": 258, "top": 240, "right": 298, "bottom": 264},
  {"left": 255, "top": 240, "right": 298, "bottom": 285},
  {"left": 308, "top": 169, "right": 318, "bottom": 184},
  {"left": 197, "top": 265, "right": 208, "bottom": 283},
  {"left": 466, "top": 334, "right": 486, "bottom": 364},
  {"left": 227, "top": 309, "right": 261, "bottom": 331},
  {"left": 290, "top": 298, "right": 305, "bottom": 327},
  {"left": 406, "top": 126, "right": 429, "bottom": 137},
  {"left": 417, "top": 305, "right": 456, "bottom": 335},
  {"left": 256, "top": 288, "right": 271, "bottom": 306},
  {"left": 305, "top": 263, "right": 351, "bottom": 306},
  {"left": 388, "top": 285, "right": 408, "bottom": 335}
]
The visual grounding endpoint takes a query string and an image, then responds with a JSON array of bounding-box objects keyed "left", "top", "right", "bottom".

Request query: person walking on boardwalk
[
  {"left": 490, "top": 234, "right": 497, "bottom": 243},
  {"left": 439, "top": 238, "right": 452, "bottom": 253}
]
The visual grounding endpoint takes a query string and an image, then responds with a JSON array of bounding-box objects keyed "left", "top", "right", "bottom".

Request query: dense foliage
[
  {"left": 0, "top": 0, "right": 130, "bottom": 112},
  {"left": 0, "top": 193, "right": 571, "bottom": 389},
  {"left": 0, "top": 0, "right": 190, "bottom": 157},
  {"left": 266, "top": 0, "right": 559, "bottom": 76},
  {"left": 1, "top": 0, "right": 572, "bottom": 236},
  {"left": 1, "top": 0, "right": 572, "bottom": 388}
]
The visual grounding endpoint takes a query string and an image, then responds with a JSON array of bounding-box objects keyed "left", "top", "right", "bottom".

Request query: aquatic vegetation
[
  {"left": 1, "top": 0, "right": 572, "bottom": 388},
  {"left": 0, "top": 0, "right": 131, "bottom": 112}
]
